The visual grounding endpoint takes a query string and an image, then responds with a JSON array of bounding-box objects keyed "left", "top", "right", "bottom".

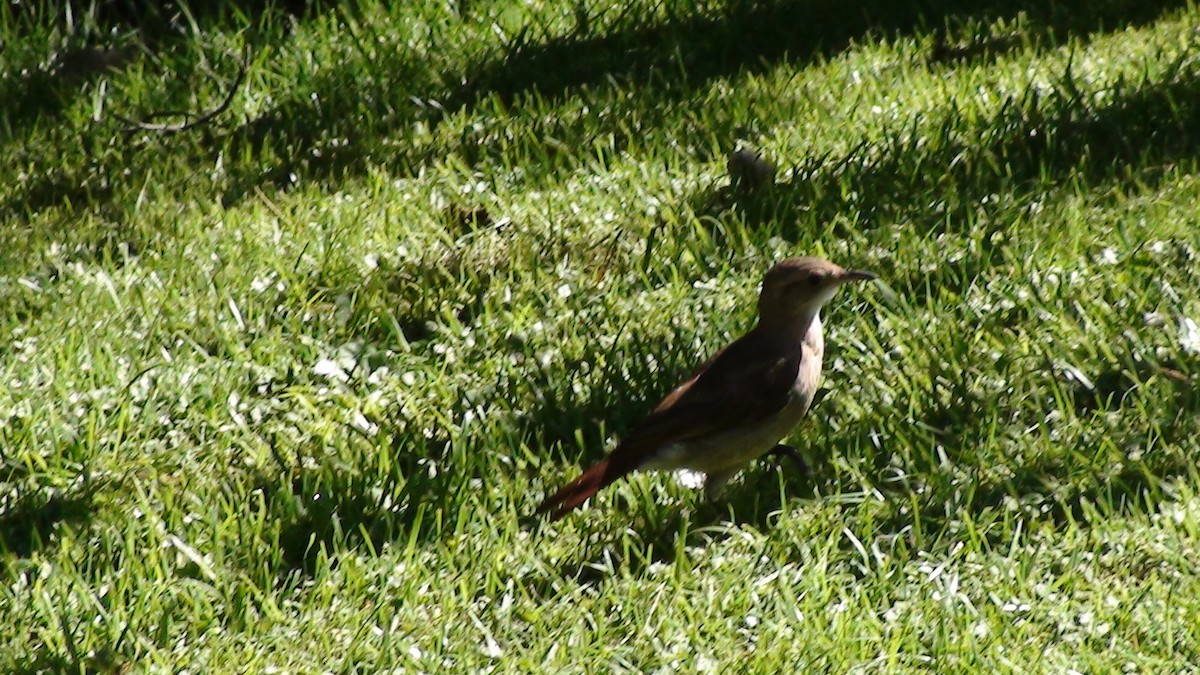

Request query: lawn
[{"left": 3, "top": 0, "right": 1200, "bottom": 671}]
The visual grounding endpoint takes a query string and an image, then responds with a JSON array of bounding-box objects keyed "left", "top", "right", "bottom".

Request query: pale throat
[
  {"left": 803, "top": 311, "right": 825, "bottom": 356},
  {"left": 762, "top": 301, "right": 827, "bottom": 345}
]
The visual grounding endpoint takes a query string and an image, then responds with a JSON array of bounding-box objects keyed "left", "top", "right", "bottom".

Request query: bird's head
[{"left": 757, "top": 256, "right": 875, "bottom": 329}]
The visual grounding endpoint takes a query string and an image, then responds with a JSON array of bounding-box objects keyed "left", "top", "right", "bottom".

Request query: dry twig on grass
[{"left": 111, "top": 46, "right": 251, "bottom": 135}]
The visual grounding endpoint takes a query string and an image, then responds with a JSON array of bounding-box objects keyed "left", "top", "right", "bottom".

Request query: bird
[{"left": 537, "top": 256, "right": 875, "bottom": 520}]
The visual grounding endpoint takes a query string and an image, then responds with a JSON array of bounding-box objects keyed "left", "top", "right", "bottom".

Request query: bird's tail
[{"left": 536, "top": 456, "right": 635, "bottom": 521}]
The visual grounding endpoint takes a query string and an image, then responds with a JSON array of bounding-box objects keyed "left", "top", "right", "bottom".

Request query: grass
[{"left": 3, "top": 0, "right": 1200, "bottom": 671}]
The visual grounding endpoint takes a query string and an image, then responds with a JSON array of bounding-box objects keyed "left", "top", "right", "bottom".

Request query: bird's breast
[{"left": 775, "top": 337, "right": 824, "bottom": 429}]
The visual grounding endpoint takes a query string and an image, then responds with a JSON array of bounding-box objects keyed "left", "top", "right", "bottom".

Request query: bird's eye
[{"left": 808, "top": 273, "right": 822, "bottom": 286}]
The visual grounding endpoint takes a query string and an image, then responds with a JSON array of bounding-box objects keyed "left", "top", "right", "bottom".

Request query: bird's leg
[
  {"left": 703, "top": 467, "right": 739, "bottom": 501},
  {"left": 768, "top": 444, "right": 809, "bottom": 476}
]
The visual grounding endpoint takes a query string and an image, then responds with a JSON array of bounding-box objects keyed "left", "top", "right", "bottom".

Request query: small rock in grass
[{"left": 727, "top": 147, "right": 776, "bottom": 191}]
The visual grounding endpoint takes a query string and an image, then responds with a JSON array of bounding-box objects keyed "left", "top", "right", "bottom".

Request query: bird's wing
[
  {"left": 612, "top": 328, "right": 803, "bottom": 458},
  {"left": 535, "top": 328, "right": 802, "bottom": 520}
]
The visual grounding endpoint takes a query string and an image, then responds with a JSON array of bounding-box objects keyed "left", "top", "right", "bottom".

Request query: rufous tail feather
[{"left": 536, "top": 457, "right": 636, "bottom": 520}]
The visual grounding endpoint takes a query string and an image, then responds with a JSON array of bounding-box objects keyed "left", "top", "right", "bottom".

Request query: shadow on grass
[
  {"left": 0, "top": 491, "right": 95, "bottom": 558},
  {"left": 801, "top": 373, "right": 1196, "bottom": 558},
  {"left": 212, "top": 0, "right": 1187, "bottom": 206},
  {"left": 19, "top": 0, "right": 324, "bottom": 34},
  {"left": 0, "top": 0, "right": 331, "bottom": 142},
  {"left": 531, "top": 459, "right": 818, "bottom": 591},
  {"left": 0, "top": 472, "right": 98, "bottom": 558},
  {"left": 0, "top": 46, "right": 135, "bottom": 144},
  {"left": 246, "top": 430, "right": 462, "bottom": 578},
  {"left": 449, "top": 0, "right": 1185, "bottom": 110},
  {"left": 697, "top": 47, "right": 1200, "bottom": 258},
  {"left": 5, "top": 0, "right": 1187, "bottom": 216},
  {"left": 519, "top": 325, "right": 713, "bottom": 465}
]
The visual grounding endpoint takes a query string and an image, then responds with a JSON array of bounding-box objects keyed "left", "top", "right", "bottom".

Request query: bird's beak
[{"left": 837, "top": 269, "right": 876, "bottom": 284}]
